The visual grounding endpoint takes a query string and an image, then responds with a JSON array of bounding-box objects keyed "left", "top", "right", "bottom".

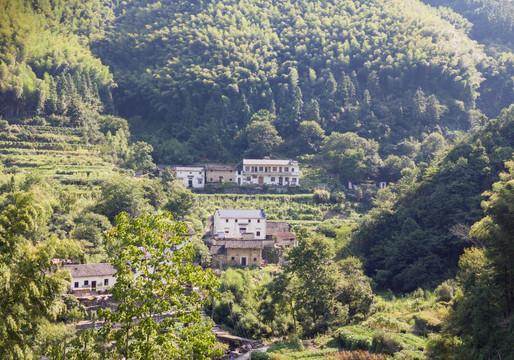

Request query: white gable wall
[
  {"left": 71, "top": 274, "right": 116, "bottom": 291},
  {"left": 176, "top": 169, "right": 205, "bottom": 188},
  {"left": 213, "top": 212, "right": 266, "bottom": 239}
]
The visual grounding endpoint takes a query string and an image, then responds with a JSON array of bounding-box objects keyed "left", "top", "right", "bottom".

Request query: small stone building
[
  {"left": 211, "top": 240, "right": 263, "bottom": 268},
  {"left": 205, "top": 164, "right": 241, "bottom": 185}
]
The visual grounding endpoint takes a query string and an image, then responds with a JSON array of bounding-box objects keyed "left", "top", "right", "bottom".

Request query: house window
[
  {"left": 257, "top": 219, "right": 260, "bottom": 223},
  {"left": 273, "top": 167, "right": 277, "bottom": 171},
  {"left": 271, "top": 177, "right": 275, "bottom": 182},
  {"left": 259, "top": 166, "right": 263, "bottom": 172},
  {"left": 279, "top": 167, "right": 282, "bottom": 172},
  {"left": 210, "top": 178, "right": 213, "bottom": 181},
  {"left": 235, "top": 219, "right": 238, "bottom": 223},
  {"left": 84, "top": 280, "right": 89, "bottom": 286},
  {"left": 74, "top": 282, "right": 79, "bottom": 288},
  {"left": 256, "top": 231, "right": 260, "bottom": 236},
  {"left": 254, "top": 258, "right": 257, "bottom": 261},
  {"left": 104, "top": 279, "right": 109, "bottom": 286},
  {"left": 198, "top": 179, "right": 203, "bottom": 184},
  {"left": 246, "top": 176, "right": 251, "bottom": 181},
  {"left": 285, "top": 177, "right": 289, "bottom": 182},
  {"left": 229, "top": 179, "right": 232, "bottom": 181},
  {"left": 248, "top": 219, "right": 251, "bottom": 223},
  {"left": 231, "top": 257, "right": 235, "bottom": 261},
  {"left": 226, "top": 219, "right": 229, "bottom": 222},
  {"left": 285, "top": 167, "right": 289, "bottom": 172},
  {"left": 240, "top": 227, "right": 247, "bottom": 232}
]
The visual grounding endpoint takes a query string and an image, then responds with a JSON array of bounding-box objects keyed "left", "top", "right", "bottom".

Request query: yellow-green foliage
[
  {"left": 331, "top": 292, "right": 452, "bottom": 359},
  {"left": 0, "top": 124, "right": 118, "bottom": 188}
]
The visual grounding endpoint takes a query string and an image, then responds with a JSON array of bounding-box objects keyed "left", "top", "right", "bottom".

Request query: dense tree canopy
[
  {"left": 430, "top": 159, "right": 514, "bottom": 359},
  {"left": 0, "top": 191, "right": 80, "bottom": 359},
  {"left": 352, "top": 105, "right": 514, "bottom": 291},
  {"left": 91, "top": 0, "right": 513, "bottom": 163}
]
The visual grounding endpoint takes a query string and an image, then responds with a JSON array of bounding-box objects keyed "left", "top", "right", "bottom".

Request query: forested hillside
[
  {"left": 352, "top": 105, "right": 514, "bottom": 292},
  {"left": 422, "top": 0, "right": 514, "bottom": 47},
  {"left": 0, "top": 0, "right": 114, "bottom": 122},
  {"left": 94, "top": 0, "right": 514, "bottom": 163}
]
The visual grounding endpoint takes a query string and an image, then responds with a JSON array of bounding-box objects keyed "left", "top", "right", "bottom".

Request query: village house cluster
[
  {"left": 64, "top": 208, "right": 297, "bottom": 295},
  {"left": 208, "top": 209, "right": 297, "bottom": 268},
  {"left": 157, "top": 158, "right": 300, "bottom": 189}
]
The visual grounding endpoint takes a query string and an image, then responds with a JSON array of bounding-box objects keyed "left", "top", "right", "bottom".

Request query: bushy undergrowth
[{"left": 326, "top": 350, "right": 388, "bottom": 360}]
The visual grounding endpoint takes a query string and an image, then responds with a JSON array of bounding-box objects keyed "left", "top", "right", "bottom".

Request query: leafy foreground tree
[
  {"left": 66, "top": 212, "right": 221, "bottom": 359},
  {"left": 269, "top": 231, "right": 374, "bottom": 336},
  {"left": 0, "top": 191, "right": 79, "bottom": 359}
]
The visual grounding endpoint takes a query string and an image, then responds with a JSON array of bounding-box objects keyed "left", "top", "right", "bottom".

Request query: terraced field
[{"left": 0, "top": 124, "right": 118, "bottom": 187}]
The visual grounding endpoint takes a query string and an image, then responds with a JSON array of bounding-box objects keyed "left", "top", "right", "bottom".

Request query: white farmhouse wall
[
  {"left": 241, "top": 159, "right": 300, "bottom": 187},
  {"left": 213, "top": 210, "right": 266, "bottom": 239},
  {"left": 71, "top": 274, "right": 116, "bottom": 291},
  {"left": 175, "top": 167, "right": 205, "bottom": 188}
]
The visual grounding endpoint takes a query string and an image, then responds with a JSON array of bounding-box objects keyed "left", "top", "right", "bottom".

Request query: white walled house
[
  {"left": 64, "top": 263, "right": 117, "bottom": 293},
  {"left": 241, "top": 159, "right": 300, "bottom": 187},
  {"left": 212, "top": 209, "right": 266, "bottom": 239},
  {"left": 174, "top": 166, "right": 205, "bottom": 188},
  {"left": 172, "top": 166, "right": 205, "bottom": 188}
]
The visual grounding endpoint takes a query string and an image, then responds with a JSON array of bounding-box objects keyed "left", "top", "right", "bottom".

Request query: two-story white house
[
  {"left": 212, "top": 209, "right": 266, "bottom": 239},
  {"left": 64, "top": 263, "right": 117, "bottom": 294},
  {"left": 241, "top": 159, "right": 300, "bottom": 187}
]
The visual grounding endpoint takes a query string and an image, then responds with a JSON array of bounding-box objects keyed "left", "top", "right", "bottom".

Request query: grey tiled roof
[
  {"left": 274, "top": 232, "right": 297, "bottom": 240},
  {"left": 210, "top": 240, "right": 264, "bottom": 255},
  {"left": 215, "top": 209, "right": 265, "bottom": 219},
  {"left": 64, "top": 263, "right": 116, "bottom": 277},
  {"left": 205, "top": 164, "right": 239, "bottom": 171},
  {"left": 224, "top": 240, "right": 264, "bottom": 249},
  {"left": 266, "top": 222, "right": 291, "bottom": 236},
  {"left": 243, "top": 159, "right": 298, "bottom": 166},
  {"left": 156, "top": 165, "right": 204, "bottom": 172}
]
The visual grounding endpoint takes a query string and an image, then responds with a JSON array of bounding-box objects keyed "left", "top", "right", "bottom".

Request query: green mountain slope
[
  {"left": 422, "top": 0, "right": 514, "bottom": 47},
  {"left": 94, "top": 0, "right": 513, "bottom": 163},
  {"left": 0, "top": 123, "right": 117, "bottom": 187},
  {"left": 0, "top": 0, "right": 114, "bottom": 120},
  {"left": 351, "top": 105, "right": 514, "bottom": 292}
]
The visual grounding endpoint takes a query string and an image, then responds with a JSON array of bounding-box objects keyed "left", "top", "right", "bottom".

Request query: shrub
[
  {"left": 335, "top": 328, "right": 372, "bottom": 350},
  {"left": 371, "top": 330, "right": 402, "bottom": 355},
  {"left": 267, "top": 336, "right": 304, "bottom": 354},
  {"left": 251, "top": 350, "right": 271, "bottom": 360},
  {"left": 411, "top": 288, "right": 424, "bottom": 298},
  {"left": 313, "top": 188, "right": 331, "bottom": 203},
  {"left": 326, "top": 350, "right": 388, "bottom": 360},
  {"left": 435, "top": 279, "right": 458, "bottom": 302}
]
